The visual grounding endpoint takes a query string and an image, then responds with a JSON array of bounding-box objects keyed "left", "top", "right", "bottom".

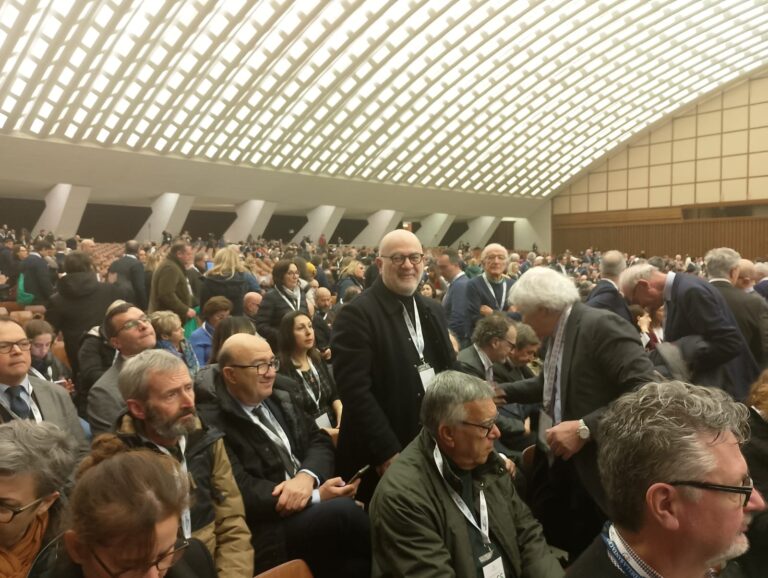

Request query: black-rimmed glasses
[
  {"left": 461, "top": 416, "right": 499, "bottom": 438},
  {"left": 380, "top": 253, "right": 424, "bottom": 266},
  {"left": 0, "top": 496, "right": 46, "bottom": 523},
  {"left": 669, "top": 477, "right": 754, "bottom": 507},
  {"left": 91, "top": 538, "right": 190, "bottom": 578},
  {"left": 0, "top": 339, "right": 32, "bottom": 354},
  {"left": 227, "top": 358, "right": 280, "bottom": 376}
]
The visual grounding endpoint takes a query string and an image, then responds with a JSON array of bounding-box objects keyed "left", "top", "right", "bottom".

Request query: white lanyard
[
  {"left": 251, "top": 404, "right": 301, "bottom": 475},
  {"left": 154, "top": 436, "right": 192, "bottom": 539},
  {"left": 0, "top": 383, "right": 43, "bottom": 424},
  {"left": 402, "top": 298, "right": 425, "bottom": 361},
  {"left": 278, "top": 288, "right": 301, "bottom": 311},
  {"left": 433, "top": 444, "right": 490, "bottom": 546},
  {"left": 482, "top": 274, "right": 506, "bottom": 310},
  {"left": 295, "top": 361, "right": 322, "bottom": 412}
]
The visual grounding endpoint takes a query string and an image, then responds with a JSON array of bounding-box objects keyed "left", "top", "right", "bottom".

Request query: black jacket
[
  {"left": 710, "top": 280, "right": 768, "bottom": 369},
  {"left": 254, "top": 286, "right": 309, "bottom": 351},
  {"left": 199, "top": 273, "right": 249, "bottom": 316},
  {"left": 585, "top": 279, "right": 633, "bottom": 324},
  {"left": 20, "top": 253, "right": 54, "bottom": 304},
  {"left": 108, "top": 254, "right": 148, "bottom": 310}
]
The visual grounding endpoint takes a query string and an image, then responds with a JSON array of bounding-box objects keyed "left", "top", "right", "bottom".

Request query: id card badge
[
  {"left": 482, "top": 556, "right": 505, "bottom": 578},
  {"left": 315, "top": 413, "right": 333, "bottom": 428},
  {"left": 417, "top": 363, "right": 435, "bottom": 391}
]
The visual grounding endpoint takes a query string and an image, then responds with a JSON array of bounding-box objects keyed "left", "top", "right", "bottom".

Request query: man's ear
[
  {"left": 63, "top": 529, "right": 87, "bottom": 563},
  {"left": 646, "top": 483, "right": 682, "bottom": 532},
  {"left": 126, "top": 398, "right": 147, "bottom": 420},
  {"left": 437, "top": 423, "right": 456, "bottom": 449}
]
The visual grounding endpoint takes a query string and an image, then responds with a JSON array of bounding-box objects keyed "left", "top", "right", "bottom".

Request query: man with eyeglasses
[
  {"left": 87, "top": 302, "right": 157, "bottom": 437},
  {"left": 332, "top": 229, "right": 456, "bottom": 502},
  {"left": 370, "top": 370, "right": 564, "bottom": 577},
  {"left": 0, "top": 316, "right": 88, "bottom": 458},
  {"left": 464, "top": 243, "right": 516, "bottom": 338},
  {"left": 569, "top": 381, "right": 766, "bottom": 577},
  {"left": 197, "top": 333, "right": 370, "bottom": 578}
]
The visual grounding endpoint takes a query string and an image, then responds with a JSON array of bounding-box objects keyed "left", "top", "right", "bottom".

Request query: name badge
[
  {"left": 315, "top": 412, "right": 333, "bottom": 429},
  {"left": 482, "top": 556, "right": 505, "bottom": 578},
  {"left": 417, "top": 363, "right": 435, "bottom": 391}
]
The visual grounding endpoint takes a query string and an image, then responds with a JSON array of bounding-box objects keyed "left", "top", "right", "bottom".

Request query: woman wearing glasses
[
  {"left": 0, "top": 420, "right": 75, "bottom": 578},
  {"left": 255, "top": 259, "right": 310, "bottom": 352},
  {"left": 28, "top": 437, "right": 216, "bottom": 578}
]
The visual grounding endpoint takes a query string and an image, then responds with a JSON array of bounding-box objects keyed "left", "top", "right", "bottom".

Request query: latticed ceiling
[{"left": 0, "top": 0, "right": 767, "bottom": 207}]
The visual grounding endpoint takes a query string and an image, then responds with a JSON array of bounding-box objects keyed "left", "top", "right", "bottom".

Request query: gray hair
[
  {"left": 480, "top": 243, "right": 508, "bottom": 263},
  {"left": 515, "top": 322, "right": 540, "bottom": 348},
  {"left": 471, "top": 313, "right": 511, "bottom": 347},
  {"left": 509, "top": 267, "right": 579, "bottom": 314},
  {"left": 619, "top": 263, "right": 657, "bottom": 296},
  {"left": 704, "top": 247, "right": 741, "bottom": 280},
  {"left": 600, "top": 250, "right": 626, "bottom": 278},
  {"left": 421, "top": 371, "right": 494, "bottom": 437},
  {"left": 755, "top": 262, "right": 768, "bottom": 280},
  {"left": 599, "top": 381, "right": 750, "bottom": 532},
  {"left": 0, "top": 420, "right": 76, "bottom": 497},
  {"left": 118, "top": 349, "right": 187, "bottom": 402}
]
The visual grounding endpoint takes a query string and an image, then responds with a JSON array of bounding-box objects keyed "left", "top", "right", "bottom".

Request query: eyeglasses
[
  {"left": 227, "top": 358, "right": 280, "bottom": 376},
  {"left": 0, "top": 496, "right": 46, "bottom": 523},
  {"left": 118, "top": 315, "right": 151, "bottom": 333},
  {"left": 91, "top": 538, "right": 190, "bottom": 578},
  {"left": 461, "top": 415, "right": 499, "bottom": 438},
  {"left": 503, "top": 338, "right": 517, "bottom": 350},
  {"left": 380, "top": 253, "right": 424, "bottom": 266},
  {"left": 0, "top": 339, "right": 32, "bottom": 354},
  {"left": 669, "top": 477, "right": 754, "bottom": 507},
  {"left": 285, "top": 270, "right": 300, "bottom": 276}
]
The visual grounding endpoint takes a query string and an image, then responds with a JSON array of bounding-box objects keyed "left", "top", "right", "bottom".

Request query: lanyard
[
  {"left": 482, "top": 273, "right": 507, "bottom": 310},
  {"left": 402, "top": 298, "right": 425, "bottom": 362},
  {"left": 278, "top": 287, "right": 301, "bottom": 311},
  {"left": 295, "top": 361, "right": 322, "bottom": 412},
  {"left": 432, "top": 444, "right": 490, "bottom": 546},
  {"left": 154, "top": 437, "right": 192, "bottom": 539},
  {"left": 0, "top": 383, "right": 44, "bottom": 423},
  {"left": 251, "top": 404, "right": 301, "bottom": 473}
]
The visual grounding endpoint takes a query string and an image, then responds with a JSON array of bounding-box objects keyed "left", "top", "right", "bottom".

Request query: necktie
[
  {"left": 6, "top": 386, "right": 31, "bottom": 419},
  {"left": 253, "top": 405, "right": 297, "bottom": 476}
]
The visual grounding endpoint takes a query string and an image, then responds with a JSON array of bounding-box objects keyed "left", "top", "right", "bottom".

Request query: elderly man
[
  {"left": 620, "top": 262, "right": 758, "bottom": 400},
  {"left": 585, "top": 249, "right": 632, "bottom": 324},
  {"left": 465, "top": 243, "right": 515, "bottom": 337},
  {"left": 331, "top": 229, "right": 456, "bottom": 501},
  {"left": 243, "top": 291, "right": 263, "bottom": 323},
  {"left": 439, "top": 248, "right": 471, "bottom": 348},
  {"left": 87, "top": 302, "right": 157, "bottom": 436},
  {"left": 569, "top": 381, "right": 765, "bottom": 577},
  {"left": 116, "top": 349, "right": 253, "bottom": 577},
  {"left": 736, "top": 258, "right": 757, "bottom": 292},
  {"left": 0, "top": 317, "right": 88, "bottom": 459},
  {"left": 149, "top": 239, "right": 196, "bottom": 322},
  {"left": 501, "top": 268, "right": 656, "bottom": 560},
  {"left": 197, "top": 333, "right": 370, "bottom": 578},
  {"left": 705, "top": 247, "right": 768, "bottom": 369},
  {"left": 754, "top": 262, "right": 768, "bottom": 301},
  {"left": 370, "top": 371, "right": 564, "bottom": 577}
]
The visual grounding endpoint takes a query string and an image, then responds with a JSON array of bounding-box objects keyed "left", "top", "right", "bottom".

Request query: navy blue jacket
[
  {"left": 586, "top": 279, "right": 633, "bottom": 325},
  {"left": 442, "top": 272, "right": 470, "bottom": 345},
  {"left": 465, "top": 274, "right": 515, "bottom": 337}
]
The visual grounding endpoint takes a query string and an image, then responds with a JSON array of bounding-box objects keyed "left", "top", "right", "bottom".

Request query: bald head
[
  {"left": 218, "top": 333, "right": 276, "bottom": 405},
  {"left": 736, "top": 258, "right": 756, "bottom": 291},
  {"left": 376, "top": 229, "right": 424, "bottom": 296},
  {"left": 315, "top": 287, "right": 332, "bottom": 310},
  {"left": 243, "top": 292, "right": 263, "bottom": 317},
  {"left": 379, "top": 229, "right": 422, "bottom": 256},
  {"left": 600, "top": 250, "right": 626, "bottom": 280}
]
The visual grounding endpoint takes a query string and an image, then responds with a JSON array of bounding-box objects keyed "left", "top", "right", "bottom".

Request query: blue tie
[{"left": 6, "top": 386, "right": 31, "bottom": 419}]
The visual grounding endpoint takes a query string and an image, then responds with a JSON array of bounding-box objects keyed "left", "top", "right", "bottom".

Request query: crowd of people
[{"left": 0, "top": 223, "right": 767, "bottom": 578}]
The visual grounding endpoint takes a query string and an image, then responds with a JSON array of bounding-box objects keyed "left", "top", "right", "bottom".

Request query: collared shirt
[
  {"left": 473, "top": 344, "right": 495, "bottom": 385},
  {"left": 0, "top": 376, "right": 42, "bottom": 422},
  {"left": 708, "top": 277, "right": 731, "bottom": 285},
  {"left": 543, "top": 306, "right": 573, "bottom": 423},
  {"left": 663, "top": 272, "right": 676, "bottom": 303}
]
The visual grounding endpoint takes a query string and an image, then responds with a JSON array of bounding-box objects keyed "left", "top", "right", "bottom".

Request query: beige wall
[{"left": 553, "top": 71, "right": 768, "bottom": 214}]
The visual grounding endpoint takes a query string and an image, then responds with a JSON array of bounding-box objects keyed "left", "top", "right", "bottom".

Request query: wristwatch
[{"left": 577, "top": 419, "right": 591, "bottom": 440}]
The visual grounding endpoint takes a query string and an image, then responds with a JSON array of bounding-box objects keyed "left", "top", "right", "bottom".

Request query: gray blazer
[{"left": 87, "top": 358, "right": 125, "bottom": 438}]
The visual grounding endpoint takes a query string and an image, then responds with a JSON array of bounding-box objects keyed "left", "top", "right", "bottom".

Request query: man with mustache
[{"left": 114, "top": 349, "right": 254, "bottom": 578}]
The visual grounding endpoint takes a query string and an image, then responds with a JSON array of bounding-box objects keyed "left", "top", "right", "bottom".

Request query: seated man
[
  {"left": 569, "top": 381, "right": 766, "bottom": 577},
  {"left": 116, "top": 349, "right": 253, "bottom": 578},
  {"left": 197, "top": 333, "right": 370, "bottom": 578},
  {"left": 370, "top": 370, "right": 564, "bottom": 577}
]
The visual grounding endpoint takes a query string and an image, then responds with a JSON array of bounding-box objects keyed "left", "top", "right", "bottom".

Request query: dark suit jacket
[
  {"left": 501, "top": 303, "right": 656, "bottom": 509},
  {"left": 755, "top": 279, "right": 768, "bottom": 301},
  {"left": 465, "top": 275, "right": 515, "bottom": 337},
  {"left": 456, "top": 345, "right": 487, "bottom": 380},
  {"left": 108, "top": 254, "right": 147, "bottom": 310},
  {"left": 665, "top": 273, "right": 759, "bottom": 400},
  {"left": 586, "top": 279, "right": 632, "bottom": 324},
  {"left": 567, "top": 534, "right": 624, "bottom": 578},
  {"left": 442, "top": 273, "right": 470, "bottom": 345},
  {"left": 331, "top": 277, "right": 456, "bottom": 489},
  {"left": 710, "top": 280, "right": 768, "bottom": 368},
  {"left": 20, "top": 253, "right": 54, "bottom": 304}
]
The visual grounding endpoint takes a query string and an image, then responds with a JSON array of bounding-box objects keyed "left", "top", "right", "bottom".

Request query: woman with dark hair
[
  {"left": 189, "top": 296, "right": 232, "bottom": 366},
  {"left": 277, "top": 311, "right": 342, "bottom": 441},
  {"left": 194, "top": 316, "right": 256, "bottom": 401},
  {"left": 46, "top": 251, "right": 129, "bottom": 381},
  {"left": 28, "top": 436, "right": 216, "bottom": 578},
  {"left": 254, "top": 259, "right": 309, "bottom": 351}
]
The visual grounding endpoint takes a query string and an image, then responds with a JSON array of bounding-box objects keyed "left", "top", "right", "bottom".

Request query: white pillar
[
  {"left": 33, "top": 184, "right": 90, "bottom": 238},
  {"left": 135, "top": 192, "right": 194, "bottom": 244},
  {"left": 290, "top": 205, "right": 345, "bottom": 245},
  {"left": 514, "top": 200, "right": 552, "bottom": 252},
  {"left": 351, "top": 209, "right": 404, "bottom": 246},
  {"left": 223, "top": 200, "right": 277, "bottom": 243},
  {"left": 415, "top": 213, "right": 455, "bottom": 247},
  {"left": 452, "top": 216, "right": 501, "bottom": 249}
]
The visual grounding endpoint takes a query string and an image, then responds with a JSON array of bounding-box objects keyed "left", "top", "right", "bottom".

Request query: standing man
[
  {"left": 332, "top": 229, "right": 456, "bottom": 500},
  {"left": 116, "top": 349, "right": 254, "bottom": 577},
  {"left": 621, "top": 262, "right": 759, "bottom": 400},
  {"left": 465, "top": 243, "right": 515, "bottom": 338},
  {"left": 438, "top": 248, "right": 471, "bottom": 348},
  {"left": 149, "top": 239, "right": 197, "bottom": 323},
  {"left": 585, "top": 249, "right": 632, "bottom": 324},
  {"left": 19, "top": 240, "right": 55, "bottom": 306},
  {"left": 108, "top": 240, "right": 148, "bottom": 310},
  {"left": 311, "top": 287, "right": 333, "bottom": 355}
]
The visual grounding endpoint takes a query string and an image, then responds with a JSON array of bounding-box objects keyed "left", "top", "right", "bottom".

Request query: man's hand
[
  {"left": 493, "top": 386, "right": 507, "bottom": 406},
  {"left": 500, "top": 455, "right": 517, "bottom": 479},
  {"left": 272, "top": 472, "right": 315, "bottom": 516},
  {"left": 545, "top": 420, "right": 587, "bottom": 460},
  {"left": 376, "top": 453, "right": 400, "bottom": 477},
  {"left": 321, "top": 348, "right": 332, "bottom": 361},
  {"left": 318, "top": 476, "right": 359, "bottom": 501},
  {"left": 479, "top": 305, "right": 494, "bottom": 317},
  {"left": 185, "top": 308, "right": 197, "bottom": 319}
]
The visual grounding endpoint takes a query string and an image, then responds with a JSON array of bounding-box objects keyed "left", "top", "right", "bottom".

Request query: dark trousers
[{"left": 283, "top": 497, "right": 370, "bottom": 578}]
